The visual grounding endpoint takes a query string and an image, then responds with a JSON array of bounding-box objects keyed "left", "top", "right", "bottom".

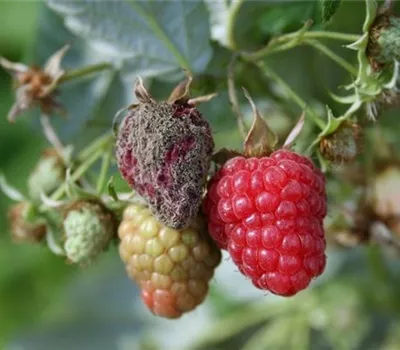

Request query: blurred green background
[
  {"left": 0, "top": 1, "right": 78, "bottom": 347},
  {"left": 1, "top": 1, "right": 400, "bottom": 350}
]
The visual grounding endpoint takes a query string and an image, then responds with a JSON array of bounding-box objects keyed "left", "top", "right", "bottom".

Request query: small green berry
[
  {"left": 63, "top": 200, "right": 117, "bottom": 265},
  {"left": 28, "top": 148, "right": 65, "bottom": 202},
  {"left": 8, "top": 202, "right": 46, "bottom": 243}
]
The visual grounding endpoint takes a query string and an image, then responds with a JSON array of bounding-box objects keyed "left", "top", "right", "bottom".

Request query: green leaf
[
  {"left": 321, "top": 0, "right": 342, "bottom": 23},
  {"left": 259, "top": 2, "right": 321, "bottom": 36},
  {"left": 46, "top": 0, "right": 213, "bottom": 79}
]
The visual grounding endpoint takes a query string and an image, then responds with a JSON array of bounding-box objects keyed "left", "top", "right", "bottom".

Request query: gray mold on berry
[{"left": 116, "top": 98, "right": 214, "bottom": 230}]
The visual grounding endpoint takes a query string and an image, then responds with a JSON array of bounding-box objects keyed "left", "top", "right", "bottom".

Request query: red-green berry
[{"left": 118, "top": 203, "right": 221, "bottom": 319}]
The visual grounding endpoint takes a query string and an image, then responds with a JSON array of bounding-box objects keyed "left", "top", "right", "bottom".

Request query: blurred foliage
[
  {"left": 1, "top": 1, "right": 400, "bottom": 350},
  {"left": 0, "top": 1, "right": 75, "bottom": 347}
]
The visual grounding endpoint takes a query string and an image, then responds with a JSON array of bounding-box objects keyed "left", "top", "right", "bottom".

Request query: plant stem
[
  {"left": 255, "top": 61, "right": 325, "bottom": 130},
  {"left": 46, "top": 148, "right": 104, "bottom": 205},
  {"left": 226, "top": 0, "right": 244, "bottom": 50},
  {"left": 305, "top": 39, "right": 358, "bottom": 76},
  {"left": 96, "top": 148, "right": 112, "bottom": 194},
  {"left": 366, "top": 244, "right": 390, "bottom": 286},
  {"left": 227, "top": 55, "right": 247, "bottom": 139},
  {"left": 278, "top": 30, "right": 360, "bottom": 43},
  {"left": 59, "top": 62, "right": 113, "bottom": 83},
  {"left": 247, "top": 31, "right": 360, "bottom": 61},
  {"left": 77, "top": 132, "right": 114, "bottom": 162}
]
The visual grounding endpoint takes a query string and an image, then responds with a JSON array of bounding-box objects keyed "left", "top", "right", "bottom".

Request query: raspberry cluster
[
  {"left": 203, "top": 149, "right": 327, "bottom": 296},
  {"left": 118, "top": 204, "right": 221, "bottom": 318}
]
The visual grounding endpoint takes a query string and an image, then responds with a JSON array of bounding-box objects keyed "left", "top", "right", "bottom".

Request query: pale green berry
[
  {"left": 28, "top": 149, "right": 65, "bottom": 202},
  {"left": 63, "top": 201, "right": 116, "bottom": 265}
]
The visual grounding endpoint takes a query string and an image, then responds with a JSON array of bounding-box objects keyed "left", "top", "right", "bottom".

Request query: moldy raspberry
[
  {"left": 319, "top": 122, "right": 361, "bottom": 164},
  {"left": 203, "top": 92, "right": 327, "bottom": 296},
  {"left": 116, "top": 76, "right": 215, "bottom": 230},
  {"left": 367, "top": 5, "right": 400, "bottom": 69},
  {"left": 118, "top": 203, "right": 221, "bottom": 319}
]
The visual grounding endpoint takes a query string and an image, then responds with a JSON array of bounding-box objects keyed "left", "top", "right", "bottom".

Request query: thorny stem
[
  {"left": 247, "top": 31, "right": 361, "bottom": 61},
  {"left": 59, "top": 62, "right": 113, "bottom": 83},
  {"left": 255, "top": 61, "right": 325, "bottom": 130},
  {"left": 227, "top": 55, "right": 247, "bottom": 140},
  {"left": 305, "top": 39, "right": 358, "bottom": 76},
  {"left": 40, "top": 114, "right": 65, "bottom": 158}
]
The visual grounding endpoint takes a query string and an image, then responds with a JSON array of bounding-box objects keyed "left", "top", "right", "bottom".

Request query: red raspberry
[{"left": 203, "top": 149, "right": 327, "bottom": 296}]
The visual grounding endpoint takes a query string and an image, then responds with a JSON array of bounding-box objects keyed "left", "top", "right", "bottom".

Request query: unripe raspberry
[
  {"left": 371, "top": 164, "right": 400, "bottom": 236},
  {"left": 319, "top": 122, "right": 361, "bottom": 163},
  {"left": 368, "top": 12, "right": 400, "bottom": 67},
  {"left": 63, "top": 200, "right": 117, "bottom": 265},
  {"left": 204, "top": 149, "right": 327, "bottom": 296},
  {"left": 8, "top": 202, "right": 46, "bottom": 243},
  {"left": 118, "top": 203, "right": 221, "bottom": 319},
  {"left": 116, "top": 78, "right": 214, "bottom": 229},
  {"left": 28, "top": 148, "right": 65, "bottom": 202}
]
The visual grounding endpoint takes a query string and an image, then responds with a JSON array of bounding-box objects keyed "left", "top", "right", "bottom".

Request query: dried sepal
[
  {"left": 167, "top": 71, "right": 193, "bottom": 104},
  {"left": 0, "top": 57, "right": 29, "bottom": 78},
  {"left": 283, "top": 112, "right": 305, "bottom": 149},
  {"left": 243, "top": 88, "right": 277, "bottom": 157},
  {"left": 0, "top": 45, "right": 69, "bottom": 123},
  {"left": 188, "top": 93, "right": 217, "bottom": 105},
  {"left": 46, "top": 227, "right": 66, "bottom": 256},
  {"left": 134, "top": 77, "right": 155, "bottom": 103},
  {"left": 0, "top": 173, "right": 25, "bottom": 201},
  {"left": 43, "top": 44, "right": 69, "bottom": 81}
]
